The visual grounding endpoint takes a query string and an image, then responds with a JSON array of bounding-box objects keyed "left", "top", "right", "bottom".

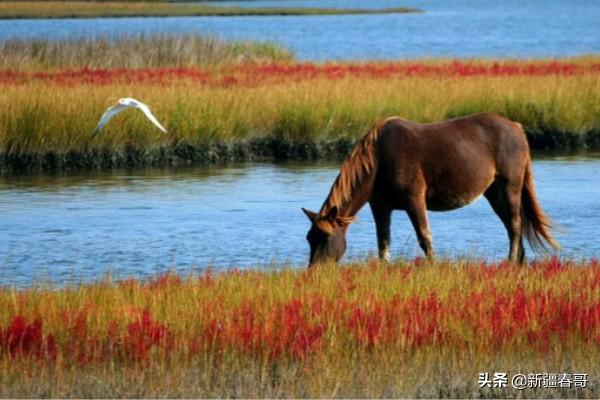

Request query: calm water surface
[
  {"left": 1, "top": 0, "right": 599, "bottom": 60},
  {"left": 1, "top": 156, "right": 599, "bottom": 287}
]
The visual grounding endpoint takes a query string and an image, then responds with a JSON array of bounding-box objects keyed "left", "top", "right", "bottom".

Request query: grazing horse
[{"left": 302, "top": 112, "right": 559, "bottom": 267}]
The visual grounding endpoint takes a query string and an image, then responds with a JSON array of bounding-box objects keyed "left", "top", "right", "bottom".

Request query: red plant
[
  {"left": 147, "top": 272, "right": 182, "bottom": 289},
  {"left": 266, "top": 299, "right": 323, "bottom": 360},
  {"left": 2, "top": 60, "right": 599, "bottom": 87},
  {"left": 122, "top": 310, "right": 173, "bottom": 361},
  {"left": 0, "top": 315, "right": 56, "bottom": 360},
  {"left": 1, "top": 259, "right": 599, "bottom": 366}
]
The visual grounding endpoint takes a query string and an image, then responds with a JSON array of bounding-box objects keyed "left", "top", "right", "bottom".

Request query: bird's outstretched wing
[
  {"left": 91, "top": 103, "right": 127, "bottom": 137},
  {"left": 135, "top": 102, "right": 168, "bottom": 133},
  {"left": 92, "top": 98, "right": 167, "bottom": 136}
]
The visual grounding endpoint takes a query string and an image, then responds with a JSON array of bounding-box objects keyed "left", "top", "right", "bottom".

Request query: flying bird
[{"left": 92, "top": 97, "right": 167, "bottom": 137}]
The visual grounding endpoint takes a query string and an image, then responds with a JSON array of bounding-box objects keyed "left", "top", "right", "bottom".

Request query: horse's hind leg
[
  {"left": 484, "top": 179, "right": 525, "bottom": 263},
  {"left": 370, "top": 203, "right": 392, "bottom": 262},
  {"left": 406, "top": 196, "right": 434, "bottom": 259}
]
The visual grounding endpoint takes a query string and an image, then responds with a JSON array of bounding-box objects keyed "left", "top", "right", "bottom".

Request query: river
[
  {"left": 1, "top": 155, "right": 599, "bottom": 287},
  {"left": 1, "top": 0, "right": 599, "bottom": 60}
]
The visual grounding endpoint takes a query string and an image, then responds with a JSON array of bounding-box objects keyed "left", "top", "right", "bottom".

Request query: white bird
[{"left": 92, "top": 97, "right": 167, "bottom": 136}]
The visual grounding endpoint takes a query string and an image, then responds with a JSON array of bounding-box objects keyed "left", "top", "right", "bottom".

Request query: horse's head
[{"left": 302, "top": 206, "right": 355, "bottom": 267}]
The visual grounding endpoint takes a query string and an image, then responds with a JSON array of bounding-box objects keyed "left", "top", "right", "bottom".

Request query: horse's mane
[{"left": 319, "top": 118, "right": 394, "bottom": 216}]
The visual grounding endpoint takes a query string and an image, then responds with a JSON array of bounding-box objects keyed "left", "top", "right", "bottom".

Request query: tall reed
[
  {"left": 0, "top": 34, "right": 294, "bottom": 70},
  {"left": 1, "top": 58, "right": 599, "bottom": 170},
  {"left": 1, "top": 71, "right": 599, "bottom": 150}
]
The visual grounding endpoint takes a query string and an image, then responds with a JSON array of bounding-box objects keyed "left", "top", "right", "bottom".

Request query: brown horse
[{"left": 302, "top": 112, "right": 559, "bottom": 267}]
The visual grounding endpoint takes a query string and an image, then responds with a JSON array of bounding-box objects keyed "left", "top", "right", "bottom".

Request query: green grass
[{"left": 0, "top": 1, "right": 421, "bottom": 19}]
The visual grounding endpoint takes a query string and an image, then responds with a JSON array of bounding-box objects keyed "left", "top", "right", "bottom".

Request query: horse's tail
[{"left": 521, "top": 160, "right": 560, "bottom": 251}]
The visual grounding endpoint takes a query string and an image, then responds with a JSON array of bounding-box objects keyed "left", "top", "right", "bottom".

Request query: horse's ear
[
  {"left": 326, "top": 206, "right": 339, "bottom": 223},
  {"left": 302, "top": 208, "right": 318, "bottom": 221}
]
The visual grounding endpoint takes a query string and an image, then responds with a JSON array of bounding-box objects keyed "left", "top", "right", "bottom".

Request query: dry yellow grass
[
  {"left": 0, "top": 57, "right": 599, "bottom": 171},
  {"left": 1, "top": 72, "right": 599, "bottom": 149},
  {"left": 0, "top": 34, "right": 294, "bottom": 70}
]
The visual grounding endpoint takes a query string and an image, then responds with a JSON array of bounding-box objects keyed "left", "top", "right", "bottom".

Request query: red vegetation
[
  {"left": 1, "top": 61, "right": 599, "bottom": 87},
  {"left": 1, "top": 259, "right": 599, "bottom": 365},
  {"left": 123, "top": 310, "right": 173, "bottom": 361},
  {"left": 0, "top": 315, "right": 56, "bottom": 360}
]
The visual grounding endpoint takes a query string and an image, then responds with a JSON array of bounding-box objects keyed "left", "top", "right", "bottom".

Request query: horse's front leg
[
  {"left": 369, "top": 202, "right": 392, "bottom": 262},
  {"left": 406, "top": 196, "right": 434, "bottom": 259}
]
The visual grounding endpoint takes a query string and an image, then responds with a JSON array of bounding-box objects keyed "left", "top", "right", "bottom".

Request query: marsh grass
[
  {"left": 1, "top": 67, "right": 599, "bottom": 171},
  {"left": 0, "top": 258, "right": 599, "bottom": 398},
  {"left": 0, "top": 34, "right": 294, "bottom": 70},
  {"left": 0, "top": 1, "right": 420, "bottom": 19},
  {"left": 1, "top": 55, "right": 599, "bottom": 171}
]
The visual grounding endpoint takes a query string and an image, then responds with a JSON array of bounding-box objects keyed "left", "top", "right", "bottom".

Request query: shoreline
[{"left": 3, "top": 131, "right": 600, "bottom": 173}]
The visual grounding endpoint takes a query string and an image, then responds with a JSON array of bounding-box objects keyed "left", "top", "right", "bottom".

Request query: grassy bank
[
  {"left": 1, "top": 58, "right": 600, "bottom": 172},
  {"left": 1, "top": 258, "right": 599, "bottom": 397},
  {"left": 0, "top": 35, "right": 294, "bottom": 70},
  {"left": 0, "top": 1, "right": 420, "bottom": 19}
]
